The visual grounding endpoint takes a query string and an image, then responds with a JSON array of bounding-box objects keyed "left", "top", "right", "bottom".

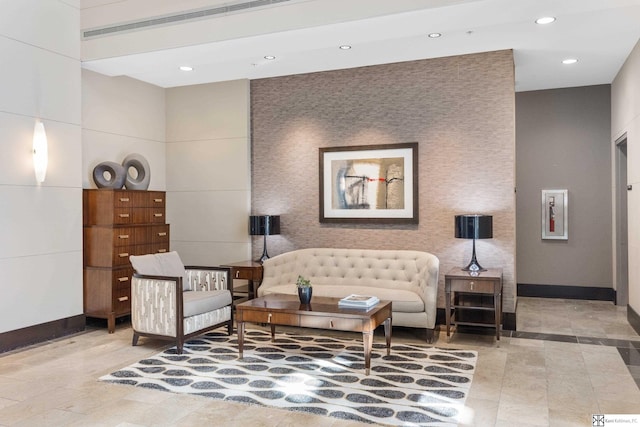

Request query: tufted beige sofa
[{"left": 258, "top": 248, "right": 440, "bottom": 342}]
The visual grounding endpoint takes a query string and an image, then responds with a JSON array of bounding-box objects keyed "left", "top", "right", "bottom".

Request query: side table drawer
[
  {"left": 233, "top": 267, "right": 260, "bottom": 281},
  {"left": 449, "top": 279, "right": 496, "bottom": 293}
]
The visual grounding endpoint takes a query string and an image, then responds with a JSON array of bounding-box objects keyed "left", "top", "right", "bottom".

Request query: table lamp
[
  {"left": 455, "top": 214, "right": 493, "bottom": 272},
  {"left": 249, "top": 215, "right": 281, "bottom": 263}
]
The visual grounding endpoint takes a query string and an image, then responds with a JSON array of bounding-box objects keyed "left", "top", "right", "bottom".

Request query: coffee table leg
[
  {"left": 384, "top": 317, "right": 392, "bottom": 356},
  {"left": 238, "top": 321, "right": 244, "bottom": 358},
  {"left": 270, "top": 323, "right": 276, "bottom": 341},
  {"left": 362, "top": 331, "right": 373, "bottom": 376}
]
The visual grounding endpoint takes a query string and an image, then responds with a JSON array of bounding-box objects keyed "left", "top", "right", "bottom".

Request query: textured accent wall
[{"left": 251, "top": 50, "right": 516, "bottom": 312}]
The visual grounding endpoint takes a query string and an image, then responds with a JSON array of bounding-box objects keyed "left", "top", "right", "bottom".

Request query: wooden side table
[
  {"left": 221, "top": 260, "right": 263, "bottom": 303},
  {"left": 445, "top": 267, "right": 503, "bottom": 340}
]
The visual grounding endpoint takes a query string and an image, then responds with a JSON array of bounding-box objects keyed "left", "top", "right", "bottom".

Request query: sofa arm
[
  {"left": 131, "top": 274, "right": 182, "bottom": 337},
  {"left": 416, "top": 256, "right": 440, "bottom": 329},
  {"left": 185, "top": 266, "right": 231, "bottom": 294}
]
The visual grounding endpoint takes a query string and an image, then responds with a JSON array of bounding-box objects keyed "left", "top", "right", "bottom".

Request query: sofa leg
[
  {"left": 132, "top": 332, "right": 139, "bottom": 347},
  {"left": 227, "top": 321, "right": 233, "bottom": 336},
  {"left": 426, "top": 328, "right": 435, "bottom": 344}
]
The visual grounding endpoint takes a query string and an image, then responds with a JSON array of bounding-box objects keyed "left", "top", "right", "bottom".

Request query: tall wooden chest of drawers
[{"left": 83, "top": 189, "right": 170, "bottom": 333}]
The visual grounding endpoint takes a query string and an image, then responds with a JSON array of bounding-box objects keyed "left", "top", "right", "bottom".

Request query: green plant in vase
[{"left": 296, "top": 275, "right": 312, "bottom": 304}]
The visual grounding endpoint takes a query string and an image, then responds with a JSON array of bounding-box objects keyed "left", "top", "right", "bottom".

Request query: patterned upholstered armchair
[{"left": 129, "top": 251, "right": 233, "bottom": 353}]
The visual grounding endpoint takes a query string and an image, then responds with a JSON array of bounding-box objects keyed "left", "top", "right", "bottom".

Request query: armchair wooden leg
[{"left": 132, "top": 332, "right": 139, "bottom": 347}]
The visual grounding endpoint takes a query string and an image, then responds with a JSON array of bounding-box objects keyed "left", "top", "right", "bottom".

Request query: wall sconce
[{"left": 32, "top": 121, "right": 48, "bottom": 183}]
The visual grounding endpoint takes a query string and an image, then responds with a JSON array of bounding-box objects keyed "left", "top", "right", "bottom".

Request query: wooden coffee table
[{"left": 236, "top": 294, "right": 392, "bottom": 375}]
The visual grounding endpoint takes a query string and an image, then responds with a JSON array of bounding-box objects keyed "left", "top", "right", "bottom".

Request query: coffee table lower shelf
[{"left": 235, "top": 294, "right": 392, "bottom": 375}]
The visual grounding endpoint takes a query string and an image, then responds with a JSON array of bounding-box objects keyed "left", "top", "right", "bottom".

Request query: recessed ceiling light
[
  {"left": 339, "top": 45, "right": 352, "bottom": 50},
  {"left": 535, "top": 16, "right": 556, "bottom": 25},
  {"left": 264, "top": 55, "right": 276, "bottom": 60},
  {"left": 562, "top": 58, "right": 578, "bottom": 65},
  {"left": 428, "top": 33, "right": 442, "bottom": 38},
  {"left": 179, "top": 66, "right": 193, "bottom": 71}
]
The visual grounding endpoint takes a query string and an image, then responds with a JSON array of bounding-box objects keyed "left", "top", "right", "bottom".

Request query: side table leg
[
  {"left": 384, "top": 317, "right": 392, "bottom": 356},
  {"left": 362, "top": 331, "right": 373, "bottom": 375},
  {"left": 445, "top": 290, "right": 451, "bottom": 339},
  {"left": 238, "top": 321, "right": 245, "bottom": 358},
  {"left": 495, "top": 292, "right": 501, "bottom": 341}
]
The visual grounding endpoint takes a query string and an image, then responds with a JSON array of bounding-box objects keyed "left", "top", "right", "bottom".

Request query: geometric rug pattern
[{"left": 100, "top": 329, "right": 477, "bottom": 426}]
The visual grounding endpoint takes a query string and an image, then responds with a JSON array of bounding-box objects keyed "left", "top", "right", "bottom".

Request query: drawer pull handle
[
  {"left": 118, "top": 213, "right": 130, "bottom": 218},
  {"left": 330, "top": 320, "right": 334, "bottom": 328},
  {"left": 118, "top": 296, "right": 129, "bottom": 302},
  {"left": 470, "top": 281, "right": 474, "bottom": 290},
  {"left": 154, "top": 198, "right": 163, "bottom": 203},
  {"left": 118, "top": 234, "right": 129, "bottom": 239},
  {"left": 154, "top": 213, "right": 163, "bottom": 217},
  {"left": 118, "top": 252, "right": 129, "bottom": 258},
  {"left": 236, "top": 271, "right": 240, "bottom": 278},
  {"left": 118, "top": 277, "right": 129, "bottom": 282},
  {"left": 157, "top": 232, "right": 167, "bottom": 237},
  {"left": 267, "top": 313, "right": 272, "bottom": 323},
  {"left": 158, "top": 249, "right": 167, "bottom": 253},
  {"left": 119, "top": 198, "right": 129, "bottom": 202}
]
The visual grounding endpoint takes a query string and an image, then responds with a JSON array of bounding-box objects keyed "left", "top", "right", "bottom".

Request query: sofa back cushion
[
  {"left": 261, "top": 248, "right": 433, "bottom": 293},
  {"left": 130, "top": 251, "right": 191, "bottom": 291}
]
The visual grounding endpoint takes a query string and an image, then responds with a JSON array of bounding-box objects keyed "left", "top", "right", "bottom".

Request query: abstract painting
[{"left": 319, "top": 143, "right": 418, "bottom": 223}]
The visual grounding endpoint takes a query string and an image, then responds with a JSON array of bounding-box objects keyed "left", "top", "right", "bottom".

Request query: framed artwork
[
  {"left": 541, "top": 189, "right": 568, "bottom": 240},
  {"left": 319, "top": 142, "right": 418, "bottom": 224}
]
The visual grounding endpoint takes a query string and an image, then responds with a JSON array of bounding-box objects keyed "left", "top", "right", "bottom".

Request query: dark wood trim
[
  {"left": 0, "top": 315, "right": 85, "bottom": 354},
  {"left": 518, "top": 283, "right": 615, "bottom": 302},
  {"left": 628, "top": 304, "right": 640, "bottom": 336}
]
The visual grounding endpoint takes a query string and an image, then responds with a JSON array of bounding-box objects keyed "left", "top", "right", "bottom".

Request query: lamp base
[{"left": 461, "top": 260, "right": 486, "bottom": 272}]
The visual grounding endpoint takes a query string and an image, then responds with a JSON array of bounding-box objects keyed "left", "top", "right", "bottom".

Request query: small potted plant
[{"left": 296, "top": 275, "right": 312, "bottom": 304}]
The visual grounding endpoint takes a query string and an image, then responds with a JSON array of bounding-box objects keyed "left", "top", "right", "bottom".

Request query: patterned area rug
[{"left": 100, "top": 330, "right": 477, "bottom": 426}]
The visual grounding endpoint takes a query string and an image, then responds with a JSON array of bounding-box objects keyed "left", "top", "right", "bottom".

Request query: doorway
[{"left": 615, "top": 135, "right": 628, "bottom": 306}]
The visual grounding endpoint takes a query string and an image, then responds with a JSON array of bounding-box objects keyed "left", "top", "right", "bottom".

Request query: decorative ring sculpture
[
  {"left": 92, "top": 161, "right": 126, "bottom": 189},
  {"left": 122, "top": 153, "right": 150, "bottom": 190}
]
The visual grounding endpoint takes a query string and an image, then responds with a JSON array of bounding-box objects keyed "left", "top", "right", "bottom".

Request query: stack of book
[{"left": 338, "top": 294, "right": 380, "bottom": 309}]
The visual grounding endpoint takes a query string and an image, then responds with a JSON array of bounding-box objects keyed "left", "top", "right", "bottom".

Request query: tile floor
[{"left": 0, "top": 297, "right": 638, "bottom": 427}]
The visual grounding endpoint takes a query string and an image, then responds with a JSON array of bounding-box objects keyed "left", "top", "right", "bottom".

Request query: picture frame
[
  {"left": 319, "top": 142, "right": 418, "bottom": 224},
  {"left": 541, "top": 189, "right": 568, "bottom": 240}
]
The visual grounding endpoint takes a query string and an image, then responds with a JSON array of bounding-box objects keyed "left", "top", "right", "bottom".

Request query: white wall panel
[
  {"left": 165, "top": 138, "right": 249, "bottom": 191},
  {"left": 166, "top": 80, "right": 249, "bottom": 142},
  {"left": 82, "top": 128, "right": 166, "bottom": 189},
  {"left": 0, "top": 187, "right": 82, "bottom": 258},
  {"left": 82, "top": 70, "right": 165, "bottom": 142},
  {"left": 0, "top": 252, "right": 83, "bottom": 333},
  {"left": 0, "top": 0, "right": 80, "bottom": 59},
  {"left": 170, "top": 241, "right": 251, "bottom": 267},
  {"left": 166, "top": 79, "right": 251, "bottom": 267},
  {"left": 0, "top": 37, "right": 81, "bottom": 125},
  {"left": 166, "top": 190, "right": 250, "bottom": 242}
]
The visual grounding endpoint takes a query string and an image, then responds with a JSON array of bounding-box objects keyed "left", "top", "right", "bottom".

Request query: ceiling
[{"left": 80, "top": 0, "right": 640, "bottom": 92}]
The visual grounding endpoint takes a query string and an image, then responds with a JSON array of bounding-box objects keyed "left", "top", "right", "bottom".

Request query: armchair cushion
[
  {"left": 183, "top": 289, "right": 232, "bottom": 317},
  {"left": 130, "top": 251, "right": 191, "bottom": 291}
]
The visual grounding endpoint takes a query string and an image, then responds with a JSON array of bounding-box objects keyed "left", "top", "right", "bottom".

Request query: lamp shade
[
  {"left": 455, "top": 214, "right": 493, "bottom": 239},
  {"left": 249, "top": 215, "right": 281, "bottom": 236}
]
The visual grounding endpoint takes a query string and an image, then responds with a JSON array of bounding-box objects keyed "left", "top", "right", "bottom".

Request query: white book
[{"left": 338, "top": 294, "right": 380, "bottom": 307}]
